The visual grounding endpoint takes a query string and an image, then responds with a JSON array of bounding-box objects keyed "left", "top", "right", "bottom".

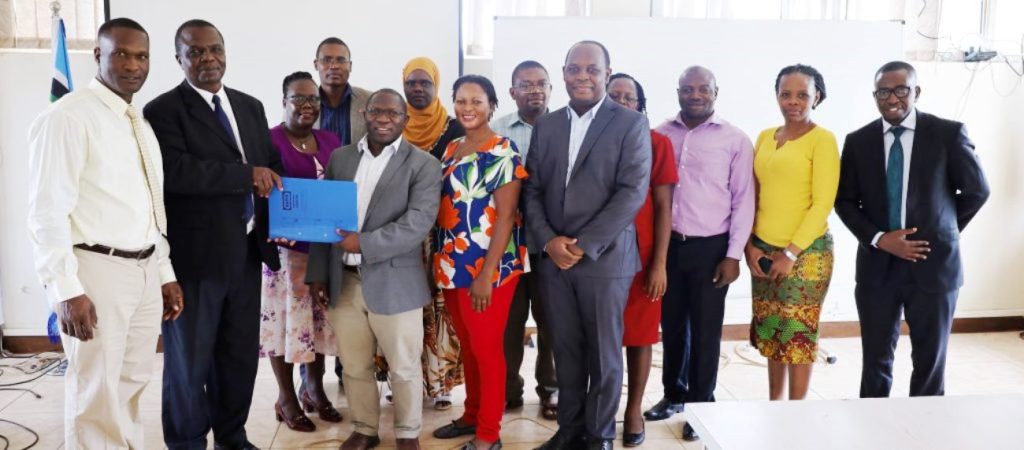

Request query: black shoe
[
  {"left": 534, "top": 430, "right": 585, "bottom": 450},
  {"left": 214, "top": 441, "right": 259, "bottom": 450},
  {"left": 682, "top": 422, "right": 699, "bottom": 441},
  {"left": 643, "top": 398, "right": 684, "bottom": 421},
  {"left": 622, "top": 422, "right": 645, "bottom": 448},
  {"left": 586, "top": 438, "right": 613, "bottom": 450},
  {"left": 433, "top": 420, "right": 477, "bottom": 439},
  {"left": 505, "top": 396, "right": 524, "bottom": 410}
]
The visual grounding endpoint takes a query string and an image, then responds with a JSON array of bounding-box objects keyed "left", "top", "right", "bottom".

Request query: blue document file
[{"left": 269, "top": 177, "right": 358, "bottom": 243}]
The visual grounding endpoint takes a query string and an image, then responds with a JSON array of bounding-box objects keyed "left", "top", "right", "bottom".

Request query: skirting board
[{"left": 4, "top": 316, "right": 1023, "bottom": 354}]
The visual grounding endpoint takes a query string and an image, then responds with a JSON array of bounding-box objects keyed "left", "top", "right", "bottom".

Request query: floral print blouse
[{"left": 432, "top": 135, "right": 528, "bottom": 289}]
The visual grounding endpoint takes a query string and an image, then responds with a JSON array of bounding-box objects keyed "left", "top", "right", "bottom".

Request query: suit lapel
[
  {"left": 364, "top": 140, "right": 411, "bottom": 224},
  {"left": 551, "top": 107, "right": 571, "bottom": 192},
  {"left": 569, "top": 98, "right": 616, "bottom": 182},
  {"left": 866, "top": 118, "right": 889, "bottom": 215},
  {"left": 226, "top": 88, "right": 257, "bottom": 163},
  {"left": 336, "top": 146, "right": 362, "bottom": 182},
  {"left": 179, "top": 81, "right": 240, "bottom": 152},
  {"left": 905, "top": 111, "right": 931, "bottom": 227}
]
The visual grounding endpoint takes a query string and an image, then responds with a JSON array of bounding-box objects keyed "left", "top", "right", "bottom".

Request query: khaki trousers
[
  {"left": 327, "top": 272, "right": 423, "bottom": 439},
  {"left": 61, "top": 248, "right": 162, "bottom": 449}
]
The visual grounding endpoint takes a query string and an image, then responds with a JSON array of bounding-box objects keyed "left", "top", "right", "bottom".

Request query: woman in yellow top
[{"left": 745, "top": 64, "right": 840, "bottom": 401}]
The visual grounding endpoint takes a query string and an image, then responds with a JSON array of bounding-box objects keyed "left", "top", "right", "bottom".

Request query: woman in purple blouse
[{"left": 259, "top": 71, "right": 342, "bottom": 432}]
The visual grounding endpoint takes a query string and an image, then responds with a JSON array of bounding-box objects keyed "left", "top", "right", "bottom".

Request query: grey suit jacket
[
  {"left": 523, "top": 98, "right": 652, "bottom": 278},
  {"left": 348, "top": 86, "right": 373, "bottom": 145},
  {"left": 305, "top": 139, "right": 443, "bottom": 315}
]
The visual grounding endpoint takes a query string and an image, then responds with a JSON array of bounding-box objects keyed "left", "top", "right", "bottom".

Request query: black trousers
[
  {"left": 660, "top": 233, "right": 729, "bottom": 405},
  {"left": 162, "top": 236, "right": 262, "bottom": 450},
  {"left": 504, "top": 262, "right": 558, "bottom": 401},
  {"left": 856, "top": 260, "right": 958, "bottom": 397}
]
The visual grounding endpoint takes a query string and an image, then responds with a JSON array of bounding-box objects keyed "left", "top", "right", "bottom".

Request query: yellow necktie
[{"left": 126, "top": 105, "right": 168, "bottom": 235}]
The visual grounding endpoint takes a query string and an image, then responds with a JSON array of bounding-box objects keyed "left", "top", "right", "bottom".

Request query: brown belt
[{"left": 74, "top": 243, "right": 156, "bottom": 260}]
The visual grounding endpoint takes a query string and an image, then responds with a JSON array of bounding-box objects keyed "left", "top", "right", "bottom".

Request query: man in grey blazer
[
  {"left": 307, "top": 89, "right": 441, "bottom": 450},
  {"left": 525, "top": 41, "right": 652, "bottom": 450}
]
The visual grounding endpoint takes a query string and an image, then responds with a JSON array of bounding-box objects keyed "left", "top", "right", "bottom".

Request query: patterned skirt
[
  {"left": 259, "top": 247, "right": 338, "bottom": 363},
  {"left": 750, "top": 233, "right": 834, "bottom": 364}
]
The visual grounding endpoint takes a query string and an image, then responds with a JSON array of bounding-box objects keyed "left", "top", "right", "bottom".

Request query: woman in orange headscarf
[
  {"left": 402, "top": 57, "right": 466, "bottom": 159},
  {"left": 402, "top": 57, "right": 466, "bottom": 410}
]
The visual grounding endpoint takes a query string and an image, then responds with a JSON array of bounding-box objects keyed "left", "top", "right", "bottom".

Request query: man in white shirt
[
  {"left": 307, "top": 89, "right": 442, "bottom": 450},
  {"left": 27, "top": 18, "right": 183, "bottom": 449}
]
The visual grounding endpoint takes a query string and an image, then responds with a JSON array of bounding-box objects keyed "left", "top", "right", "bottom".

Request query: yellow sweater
[{"left": 752, "top": 125, "right": 840, "bottom": 249}]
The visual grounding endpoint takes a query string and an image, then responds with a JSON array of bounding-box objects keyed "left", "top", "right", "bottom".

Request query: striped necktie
[
  {"left": 886, "top": 125, "right": 905, "bottom": 231},
  {"left": 126, "top": 105, "right": 168, "bottom": 235}
]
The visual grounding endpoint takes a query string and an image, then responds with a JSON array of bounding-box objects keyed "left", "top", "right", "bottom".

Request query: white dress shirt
[
  {"left": 186, "top": 81, "right": 255, "bottom": 233},
  {"left": 27, "top": 78, "right": 176, "bottom": 307},
  {"left": 872, "top": 109, "right": 916, "bottom": 247},
  {"left": 565, "top": 96, "right": 605, "bottom": 186},
  {"left": 344, "top": 136, "right": 401, "bottom": 266}
]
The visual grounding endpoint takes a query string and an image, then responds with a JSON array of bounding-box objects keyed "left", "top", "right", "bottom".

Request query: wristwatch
[{"left": 783, "top": 249, "right": 798, "bottom": 261}]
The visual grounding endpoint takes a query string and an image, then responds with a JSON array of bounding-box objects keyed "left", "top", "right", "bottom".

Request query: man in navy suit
[
  {"left": 144, "top": 19, "right": 282, "bottom": 450},
  {"left": 835, "top": 61, "right": 989, "bottom": 398},
  {"left": 524, "top": 41, "right": 651, "bottom": 450}
]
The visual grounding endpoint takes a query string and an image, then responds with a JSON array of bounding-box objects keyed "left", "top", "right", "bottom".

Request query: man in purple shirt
[{"left": 644, "top": 66, "right": 755, "bottom": 441}]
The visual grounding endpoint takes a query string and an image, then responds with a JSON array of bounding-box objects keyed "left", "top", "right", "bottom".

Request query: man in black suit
[
  {"left": 144, "top": 19, "right": 282, "bottom": 450},
  {"left": 835, "top": 61, "right": 989, "bottom": 398}
]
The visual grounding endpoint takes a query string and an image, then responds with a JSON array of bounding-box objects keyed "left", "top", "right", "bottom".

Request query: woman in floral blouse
[{"left": 430, "top": 74, "right": 527, "bottom": 450}]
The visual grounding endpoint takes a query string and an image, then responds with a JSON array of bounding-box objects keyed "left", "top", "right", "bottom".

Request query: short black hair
[
  {"left": 775, "top": 64, "right": 827, "bottom": 108},
  {"left": 608, "top": 73, "right": 646, "bottom": 114},
  {"left": 174, "top": 19, "right": 223, "bottom": 52},
  {"left": 565, "top": 40, "right": 610, "bottom": 67},
  {"left": 315, "top": 37, "right": 349, "bottom": 58},
  {"left": 452, "top": 74, "right": 499, "bottom": 109},
  {"left": 366, "top": 88, "right": 407, "bottom": 113},
  {"left": 282, "top": 71, "right": 314, "bottom": 96},
  {"left": 875, "top": 60, "right": 918, "bottom": 84},
  {"left": 511, "top": 60, "right": 548, "bottom": 85},
  {"left": 97, "top": 17, "right": 148, "bottom": 40}
]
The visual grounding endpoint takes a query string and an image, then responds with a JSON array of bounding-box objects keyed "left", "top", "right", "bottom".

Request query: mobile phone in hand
[{"left": 758, "top": 256, "right": 772, "bottom": 274}]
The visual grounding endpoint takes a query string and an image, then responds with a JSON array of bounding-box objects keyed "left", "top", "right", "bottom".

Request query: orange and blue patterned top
[{"left": 433, "top": 135, "right": 529, "bottom": 289}]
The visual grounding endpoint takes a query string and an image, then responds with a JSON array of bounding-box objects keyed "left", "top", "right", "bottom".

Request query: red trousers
[{"left": 443, "top": 277, "right": 519, "bottom": 442}]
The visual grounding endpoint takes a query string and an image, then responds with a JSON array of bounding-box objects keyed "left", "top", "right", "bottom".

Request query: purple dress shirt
[{"left": 655, "top": 112, "right": 755, "bottom": 261}]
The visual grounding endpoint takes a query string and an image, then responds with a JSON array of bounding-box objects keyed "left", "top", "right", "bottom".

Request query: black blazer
[
  {"left": 144, "top": 80, "right": 282, "bottom": 281},
  {"left": 835, "top": 111, "right": 989, "bottom": 293}
]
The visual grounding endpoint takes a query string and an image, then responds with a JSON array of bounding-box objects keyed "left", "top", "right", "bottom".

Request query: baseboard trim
[{"left": 4, "top": 316, "right": 1022, "bottom": 354}]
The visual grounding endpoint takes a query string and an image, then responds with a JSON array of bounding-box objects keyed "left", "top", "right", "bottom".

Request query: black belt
[
  {"left": 342, "top": 265, "right": 360, "bottom": 275},
  {"left": 74, "top": 243, "right": 156, "bottom": 260},
  {"left": 670, "top": 231, "right": 727, "bottom": 243}
]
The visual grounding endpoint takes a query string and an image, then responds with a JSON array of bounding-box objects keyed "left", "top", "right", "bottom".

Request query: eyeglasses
[
  {"left": 364, "top": 108, "right": 406, "bottom": 121},
  {"left": 873, "top": 86, "right": 913, "bottom": 100},
  {"left": 515, "top": 81, "right": 549, "bottom": 93},
  {"left": 608, "top": 92, "right": 639, "bottom": 104},
  {"left": 317, "top": 56, "right": 351, "bottom": 66},
  {"left": 287, "top": 95, "right": 321, "bottom": 106}
]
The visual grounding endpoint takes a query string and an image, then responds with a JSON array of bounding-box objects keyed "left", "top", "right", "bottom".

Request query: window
[
  {"left": 463, "top": 0, "right": 587, "bottom": 57},
  {"left": 2, "top": 0, "right": 102, "bottom": 49}
]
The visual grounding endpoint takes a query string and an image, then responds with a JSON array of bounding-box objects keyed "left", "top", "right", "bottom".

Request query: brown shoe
[
  {"left": 340, "top": 432, "right": 380, "bottom": 450},
  {"left": 396, "top": 438, "right": 422, "bottom": 450}
]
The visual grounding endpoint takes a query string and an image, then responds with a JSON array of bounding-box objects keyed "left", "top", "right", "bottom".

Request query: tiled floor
[{"left": 1, "top": 331, "right": 1023, "bottom": 449}]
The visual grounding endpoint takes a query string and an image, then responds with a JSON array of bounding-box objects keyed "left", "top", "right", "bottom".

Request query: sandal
[
  {"left": 540, "top": 391, "right": 558, "bottom": 420},
  {"left": 299, "top": 387, "right": 343, "bottom": 423},
  {"left": 434, "top": 399, "right": 453, "bottom": 411}
]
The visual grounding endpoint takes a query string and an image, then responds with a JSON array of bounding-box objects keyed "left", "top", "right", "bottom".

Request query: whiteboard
[
  {"left": 108, "top": 0, "right": 461, "bottom": 123},
  {"left": 494, "top": 17, "right": 903, "bottom": 323}
]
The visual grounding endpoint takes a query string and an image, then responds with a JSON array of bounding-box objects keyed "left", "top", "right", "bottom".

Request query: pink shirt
[{"left": 655, "top": 113, "right": 755, "bottom": 260}]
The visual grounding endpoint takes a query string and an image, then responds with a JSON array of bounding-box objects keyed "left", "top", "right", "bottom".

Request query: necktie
[
  {"left": 126, "top": 106, "right": 168, "bottom": 235},
  {"left": 213, "top": 94, "right": 254, "bottom": 223},
  {"left": 886, "top": 126, "right": 905, "bottom": 231}
]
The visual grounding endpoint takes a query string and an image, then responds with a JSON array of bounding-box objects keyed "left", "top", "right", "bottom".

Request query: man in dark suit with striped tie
[
  {"left": 835, "top": 61, "right": 989, "bottom": 399},
  {"left": 144, "top": 19, "right": 282, "bottom": 450}
]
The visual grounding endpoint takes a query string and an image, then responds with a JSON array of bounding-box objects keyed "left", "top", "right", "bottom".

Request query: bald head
[{"left": 676, "top": 66, "right": 718, "bottom": 125}]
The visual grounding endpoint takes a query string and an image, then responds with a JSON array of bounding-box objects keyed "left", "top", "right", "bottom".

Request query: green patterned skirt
[{"left": 751, "top": 233, "right": 834, "bottom": 364}]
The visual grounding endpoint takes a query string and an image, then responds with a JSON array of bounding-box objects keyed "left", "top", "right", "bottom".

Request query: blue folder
[{"left": 269, "top": 177, "right": 358, "bottom": 243}]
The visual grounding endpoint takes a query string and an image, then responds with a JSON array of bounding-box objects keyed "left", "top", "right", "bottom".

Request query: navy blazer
[
  {"left": 835, "top": 111, "right": 989, "bottom": 293},
  {"left": 144, "top": 81, "right": 282, "bottom": 281},
  {"left": 523, "top": 98, "right": 652, "bottom": 278}
]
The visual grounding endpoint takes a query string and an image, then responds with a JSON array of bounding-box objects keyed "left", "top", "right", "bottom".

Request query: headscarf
[{"left": 402, "top": 57, "right": 450, "bottom": 150}]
